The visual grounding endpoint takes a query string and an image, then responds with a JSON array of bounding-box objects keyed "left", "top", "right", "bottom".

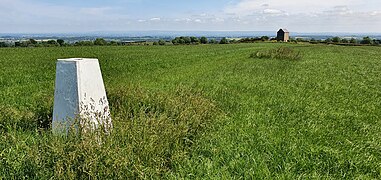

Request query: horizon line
[{"left": 1, "top": 30, "right": 381, "bottom": 34}]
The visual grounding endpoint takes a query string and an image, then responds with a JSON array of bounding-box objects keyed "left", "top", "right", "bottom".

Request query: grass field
[{"left": 1, "top": 43, "right": 381, "bottom": 179}]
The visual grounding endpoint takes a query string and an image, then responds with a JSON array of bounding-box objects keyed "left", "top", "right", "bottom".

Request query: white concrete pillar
[{"left": 52, "top": 58, "right": 112, "bottom": 135}]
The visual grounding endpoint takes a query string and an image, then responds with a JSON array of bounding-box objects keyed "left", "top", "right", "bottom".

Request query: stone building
[{"left": 277, "top": 29, "right": 289, "bottom": 42}]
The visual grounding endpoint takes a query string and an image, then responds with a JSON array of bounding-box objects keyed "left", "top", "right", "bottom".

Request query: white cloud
[
  {"left": 194, "top": 19, "right": 202, "bottom": 23},
  {"left": 370, "top": 11, "right": 381, "bottom": 16},
  {"left": 174, "top": 18, "right": 192, "bottom": 22},
  {"left": 323, "top": 6, "right": 353, "bottom": 16},
  {"left": 220, "top": 0, "right": 381, "bottom": 32},
  {"left": 263, "top": 9, "right": 285, "bottom": 15},
  {"left": 224, "top": 0, "right": 358, "bottom": 16},
  {"left": 150, "top": 17, "right": 161, "bottom": 21}
]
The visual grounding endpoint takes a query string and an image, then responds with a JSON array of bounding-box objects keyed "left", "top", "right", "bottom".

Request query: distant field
[{"left": 1, "top": 43, "right": 381, "bottom": 179}]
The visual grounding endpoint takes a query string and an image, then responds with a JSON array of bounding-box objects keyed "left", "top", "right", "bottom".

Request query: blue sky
[{"left": 1, "top": 0, "right": 381, "bottom": 33}]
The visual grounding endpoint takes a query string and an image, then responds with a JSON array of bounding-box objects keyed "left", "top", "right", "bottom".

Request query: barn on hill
[{"left": 277, "top": 29, "right": 289, "bottom": 42}]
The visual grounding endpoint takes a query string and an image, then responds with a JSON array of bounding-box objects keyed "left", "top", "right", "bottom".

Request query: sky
[{"left": 1, "top": 0, "right": 381, "bottom": 33}]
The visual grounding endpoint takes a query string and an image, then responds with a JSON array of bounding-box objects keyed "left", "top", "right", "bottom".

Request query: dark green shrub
[
  {"left": 158, "top": 39, "right": 166, "bottom": 46},
  {"left": 332, "top": 36, "right": 341, "bottom": 43},
  {"left": 94, "top": 38, "right": 107, "bottom": 46},
  {"left": 209, "top": 39, "right": 217, "bottom": 44},
  {"left": 200, "top": 36, "right": 208, "bottom": 44},
  {"left": 350, "top": 38, "right": 357, "bottom": 44},
  {"left": 361, "top": 36, "right": 372, "bottom": 44},
  {"left": 57, "top": 39, "right": 65, "bottom": 46},
  {"left": 219, "top": 37, "right": 229, "bottom": 44}
]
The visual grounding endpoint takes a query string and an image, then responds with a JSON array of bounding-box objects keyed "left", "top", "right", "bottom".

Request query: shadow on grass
[{"left": 0, "top": 101, "right": 53, "bottom": 132}]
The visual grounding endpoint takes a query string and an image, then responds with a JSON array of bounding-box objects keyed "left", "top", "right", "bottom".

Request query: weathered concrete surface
[{"left": 52, "top": 58, "right": 112, "bottom": 134}]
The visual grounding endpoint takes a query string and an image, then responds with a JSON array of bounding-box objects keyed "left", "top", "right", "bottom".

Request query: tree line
[
  {"left": 0, "top": 36, "right": 380, "bottom": 48},
  {"left": 0, "top": 38, "right": 123, "bottom": 48},
  {"left": 307, "top": 36, "right": 380, "bottom": 45}
]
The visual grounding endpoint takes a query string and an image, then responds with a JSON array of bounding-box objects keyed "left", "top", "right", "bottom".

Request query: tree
[
  {"left": 349, "top": 38, "right": 357, "bottom": 44},
  {"left": 47, "top": 40, "right": 59, "bottom": 46},
  {"left": 75, "top": 41, "right": 94, "bottom": 46},
  {"left": 178, "top": 39, "right": 185, "bottom": 44},
  {"left": 183, "top": 37, "right": 191, "bottom": 44},
  {"left": 153, "top": 41, "right": 159, "bottom": 45},
  {"left": 332, "top": 36, "right": 341, "bottom": 43},
  {"left": 0, "top": 42, "right": 9, "bottom": 47},
  {"left": 172, "top": 38, "right": 179, "bottom": 45},
  {"left": 172, "top": 36, "right": 203, "bottom": 45},
  {"left": 219, "top": 37, "right": 229, "bottom": 44},
  {"left": 209, "top": 39, "right": 217, "bottom": 44},
  {"left": 57, "top": 39, "right": 65, "bottom": 46},
  {"left": 172, "top": 37, "right": 186, "bottom": 45},
  {"left": 309, "top": 38, "right": 318, "bottom": 44},
  {"left": 94, "top": 38, "right": 107, "bottom": 46},
  {"left": 29, "top": 39, "right": 38, "bottom": 44},
  {"left": 190, "top": 36, "right": 200, "bottom": 44},
  {"left": 200, "top": 36, "right": 208, "bottom": 44},
  {"left": 158, "top": 39, "right": 166, "bottom": 45},
  {"left": 341, "top": 39, "right": 349, "bottom": 43},
  {"left": 324, "top": 38, "right": 332, "bottom": 43},
  {"left": 360, "top": 36, "right": 372, "bottom": 44},
  {"left": 260, "top": 36, "right": 269, "bottom": 41}
]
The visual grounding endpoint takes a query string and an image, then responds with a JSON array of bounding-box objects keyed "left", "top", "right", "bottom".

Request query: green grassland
[{"left": 1, "top": 43, "right": 381, "bottom": 179}]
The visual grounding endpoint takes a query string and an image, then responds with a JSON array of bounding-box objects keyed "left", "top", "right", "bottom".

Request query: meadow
[{"left": 1, "top": 43, "right": 381, "bottom": 179}]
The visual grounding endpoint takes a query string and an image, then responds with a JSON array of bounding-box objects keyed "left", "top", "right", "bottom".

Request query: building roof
[{"left": 279, "top": 29, "right": 289, "bottom": 33}]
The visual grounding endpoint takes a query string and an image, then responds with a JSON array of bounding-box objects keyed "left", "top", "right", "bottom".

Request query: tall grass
[
  {"left": 250, "top": 47, "right": 302, "bottom": 60},
  {"left": 0, "top": 86, "right": 222, "bottom": 179}
]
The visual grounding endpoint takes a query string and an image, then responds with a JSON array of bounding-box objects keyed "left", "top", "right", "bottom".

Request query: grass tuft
[{"left": 250, "top": 47, "right": 302, "bottom": 60}]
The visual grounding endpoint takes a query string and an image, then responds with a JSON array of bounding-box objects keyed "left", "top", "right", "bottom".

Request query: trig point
[{"left": 52, "top": 58, "right": 112, "bottom": 135}]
